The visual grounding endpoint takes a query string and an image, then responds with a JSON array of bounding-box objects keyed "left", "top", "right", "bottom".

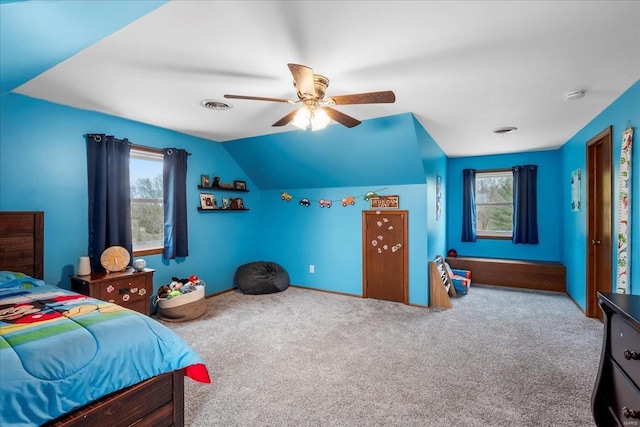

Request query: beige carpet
[{"left": 162, "top": 284, "right": 603, "bottom": 427}]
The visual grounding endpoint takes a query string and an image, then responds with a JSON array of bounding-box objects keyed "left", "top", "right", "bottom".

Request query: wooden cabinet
[
  {"left": 592, "top": 292, "right": 640, "bottom": 426},
  {"left": 445, "top": 256, "right": 565, "bottom": 292},
  {"left": 71, "top": 268, "right": 154, "bottom": 316}
]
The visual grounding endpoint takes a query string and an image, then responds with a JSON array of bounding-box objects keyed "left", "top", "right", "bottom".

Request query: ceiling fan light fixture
[
  {"left": 292, "top": 106, "right": 312, "bottom": 129},
  {"left": 311, "top": 107, "right": 330, "bottom": 131}
]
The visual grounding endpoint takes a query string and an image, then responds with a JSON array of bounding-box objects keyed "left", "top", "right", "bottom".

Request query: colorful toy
[
  {"left": 319, "top": 199, "right": 332, "bottom": 208},
  {"left": 299, "top": 198, "right": 310, "bottom": 207},
  {"left": 363, "top": 191, "right": 377, "bottom": 201},
  {"left": 281, "top": 193, "right": 293, "bottom": 201},
  {"left": 342, "top": 196, "right": 355, "bottom": 206},
  {"left": 157, "top": 285, "right": 171, "bottom": 299}
]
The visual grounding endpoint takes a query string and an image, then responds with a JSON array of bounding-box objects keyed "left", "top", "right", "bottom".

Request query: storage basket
[{"left": 155, "top": 286, "right": 206, "bottom": 322}]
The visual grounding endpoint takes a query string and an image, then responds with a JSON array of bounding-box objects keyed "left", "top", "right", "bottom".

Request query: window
[
  {"left": 130, "top": 147, "right": 163, "bottom": 255},
  {"left": 475, "top": 169, "right": 513, "bottom": 239}
]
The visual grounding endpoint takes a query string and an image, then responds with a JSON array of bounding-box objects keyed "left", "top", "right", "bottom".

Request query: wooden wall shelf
[
  {"left": 197, "top": 185, "right": 249, "bottom": 192},
  {"left": 197, "top": 207, "right": 249, "bottom": 212}
]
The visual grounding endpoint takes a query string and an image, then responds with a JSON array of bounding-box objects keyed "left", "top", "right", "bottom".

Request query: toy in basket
[{"left": 154, "top": 275, "right": 206, "bottom": 322}]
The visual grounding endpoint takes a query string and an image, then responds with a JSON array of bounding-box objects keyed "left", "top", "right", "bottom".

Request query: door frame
[
  {"left": 586, "top": 126, "right": 613, "bottom": 319},
  {"left": 362, "top": 210, "right": 409, "bottom": 304}
]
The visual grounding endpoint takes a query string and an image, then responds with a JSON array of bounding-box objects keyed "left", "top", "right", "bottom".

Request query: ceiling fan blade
[
  {"left": 224, "top": 94, "right": 292, "bottom": 103},
  {"left": 328, "top": 90, "right": 396, "bottom": 105},
  {"left": 288, "top": 63, "right": 316, "bottom": 98},
  {"left": 324, "top": 107, "right": 361, "bottom": 128},
  {"left": 272, "top": 109, "right": 299, "bottom": 127}
]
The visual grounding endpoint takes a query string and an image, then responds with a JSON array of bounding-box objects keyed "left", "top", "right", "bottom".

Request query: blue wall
[
  {"left": 0, "top": 92, "right": 260, "bottom": 296},
  {"left": 2, "top": 81, "right": 636, "bottom": 312},
  {"left": 0, "top": 94, "right": 448, "bottom": 307},
  {"left": 223, "top": 113, "right": 448, "bottom": 306},
  {"left": 560, "top": 80, "right": 640, "bottom": 306},
  {"left": 257, "top": 184, "right": 430, "bottom": 305},
  {"left": 222, "top": 113, "right": 427, "bottom": 190},
  {"left": 447, "top": 150, "right": 563, "bottom": 261},
  {"left": 413, "top": 116, "right": 448, "bottom": 260}
]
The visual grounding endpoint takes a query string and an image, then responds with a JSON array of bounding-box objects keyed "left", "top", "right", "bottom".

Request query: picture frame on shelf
[
  {"left": 200, "top": 193, "right": 216, "bottom": 209},
  {"left": 200, "top": 175, "right": 210, "bottom": 187},
  {"left": 234, "top": 180, "right": 247, "bottom": 190},
  {"left": 231, "top": 198, "right": 245, "bottom": 210}
]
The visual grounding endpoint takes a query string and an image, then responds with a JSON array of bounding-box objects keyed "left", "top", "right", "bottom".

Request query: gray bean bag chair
[{"left": 234, "top": 261, "right": 290, "bottom": 294}]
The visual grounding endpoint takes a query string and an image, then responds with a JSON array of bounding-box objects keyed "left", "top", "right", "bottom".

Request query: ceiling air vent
[
  {"left": 491, "top": 126, "right": 518, "bottom": 135},
  {"left": 201, "top": 99, "right": 233, "bottom": 110}
]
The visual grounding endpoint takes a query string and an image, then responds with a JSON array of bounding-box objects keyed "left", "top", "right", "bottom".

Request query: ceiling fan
[{"left": 224, "top": 63, "right": 396, "bottom": 130}]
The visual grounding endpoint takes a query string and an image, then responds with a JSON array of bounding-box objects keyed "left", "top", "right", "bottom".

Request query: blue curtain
[
  {"left": 86, "top": 134, "right": 132, "bottom": 270},
  {"left": 461, "top": 168, "right": 477, "bottom": 242},
  {"left": 512, "top": 165, "right": 539, "bottom": 244},
  {"left": 163, "top": 148, "right": 189, "bottom": 259}
]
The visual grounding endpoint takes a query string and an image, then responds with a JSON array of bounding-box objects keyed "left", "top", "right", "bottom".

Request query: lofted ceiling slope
[{"left": 223, "top": 113, "right": 427, "bottom": 190}]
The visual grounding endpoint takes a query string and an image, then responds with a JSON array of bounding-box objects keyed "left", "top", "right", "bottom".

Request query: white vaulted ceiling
[{"left": 4, "top": 1, "right": 640, "bottom": 157}]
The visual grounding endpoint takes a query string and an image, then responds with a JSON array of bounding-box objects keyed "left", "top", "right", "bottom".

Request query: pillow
[{"left": 0, "top": 271, "right": 46, "bottom": 290}]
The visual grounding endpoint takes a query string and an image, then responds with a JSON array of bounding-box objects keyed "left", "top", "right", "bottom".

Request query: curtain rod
[{"left": 86, "top": 134, "right": 191, "bottom": 155}]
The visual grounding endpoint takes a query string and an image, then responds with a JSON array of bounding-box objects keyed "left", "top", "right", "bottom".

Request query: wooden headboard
[{"left": 0, "top": 211, "right": 44, "bottom": 279}]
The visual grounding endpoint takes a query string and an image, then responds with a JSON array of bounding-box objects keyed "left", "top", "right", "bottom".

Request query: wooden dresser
[
  {"left": 71, "top": 268, "right": 154, "bottom": 316},
  {"left": 592, "top": 292, "right": 640, "bottom": 426}
]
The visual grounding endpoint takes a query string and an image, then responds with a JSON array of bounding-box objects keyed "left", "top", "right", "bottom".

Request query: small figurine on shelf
[{"left": 212, "top": 176, "right": 221, "bottom": 188}]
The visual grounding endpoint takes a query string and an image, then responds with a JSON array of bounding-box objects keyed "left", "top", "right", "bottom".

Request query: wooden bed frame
[{"left": 0, "top": 211, "right": 186, "bottom": 427}]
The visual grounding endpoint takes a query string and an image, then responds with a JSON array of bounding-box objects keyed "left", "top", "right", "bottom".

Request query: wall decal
[
  {"left": 571, "top": 169, "right": 581, "bottom": 212},
  {"left": 436, "top": 175, "right": 443, "bottom": 220},
  {"left": 616, "top": 126, "right": 634, "bottom": 294}
]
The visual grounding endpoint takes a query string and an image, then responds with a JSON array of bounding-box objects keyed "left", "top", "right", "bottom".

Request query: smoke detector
[
  {"left": 201, "top": 99, "right": 233, "bottom": 110},
  {"left": 491, "top": 126, "right": 518, "bottom": 135},
  {"left": 564, "top": 90, "right": 586, "bottom": 101}
]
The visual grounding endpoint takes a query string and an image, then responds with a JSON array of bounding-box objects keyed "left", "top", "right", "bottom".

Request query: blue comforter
[{"left": 0, "top": 272, "right": 210, "bottom": 427}]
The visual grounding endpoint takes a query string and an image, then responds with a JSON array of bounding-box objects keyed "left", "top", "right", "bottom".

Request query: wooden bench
[{"left": 445, "top": 256, "right": 566, "bottom": 292}]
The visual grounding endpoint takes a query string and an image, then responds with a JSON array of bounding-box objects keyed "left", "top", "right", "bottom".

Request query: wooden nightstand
[{"left": 71, "top": 268, "right": 155, "bottom": 316}]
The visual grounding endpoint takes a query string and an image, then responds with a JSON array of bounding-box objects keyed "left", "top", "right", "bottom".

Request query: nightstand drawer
[
  {"left": 611, "top": 313, "right": 640, "bottom": 386},
  {"left": 99, "top": 276, "right": 148, "bottom": 306},
  {"left": 609, "top": 360, "right": 640, "bottom": 424},
  {"left": 71, "top": 268, "right": 154, "bottom": 316}
]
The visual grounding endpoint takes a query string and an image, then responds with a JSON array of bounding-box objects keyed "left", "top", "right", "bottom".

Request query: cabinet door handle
[
  {"left": 624, "top": 349, "right": 640, "bottom": 360},
  {"left": 119, "top": 288, "right": 130, "bottom": 295},
  {"left": 591, "top": 239, "right": 601, "bottom": 245},
  {"left": 622, "top": 407, "right": 639, "bottom": 419}
]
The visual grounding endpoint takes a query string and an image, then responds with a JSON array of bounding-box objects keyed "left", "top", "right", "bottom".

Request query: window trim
[
  {"left": 130, "top": 146, "right": 164, "bottom": 257},
  {"left": 475, "top": 168, "right": 513, "bottom": 240}
]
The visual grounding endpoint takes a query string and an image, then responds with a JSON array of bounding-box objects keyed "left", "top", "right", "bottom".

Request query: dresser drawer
[
  {"left": 609, "top": 360, "right": 640, "bottom": 424},
  {"left": 611, "top": 313, "right": 640, "bottom": 386},
  {"left": 99, "top": 275, "right": 149, "bottom": 306}
]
